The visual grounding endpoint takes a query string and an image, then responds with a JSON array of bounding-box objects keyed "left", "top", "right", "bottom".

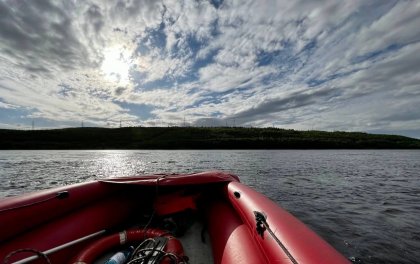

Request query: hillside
[{"left": 1, "top": 127, "right": 420, "bottom": 149}]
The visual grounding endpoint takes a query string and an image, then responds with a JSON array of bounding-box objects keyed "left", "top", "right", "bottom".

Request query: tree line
[{"left": 1, "top": 127, "right": 419, "bottom": 149}]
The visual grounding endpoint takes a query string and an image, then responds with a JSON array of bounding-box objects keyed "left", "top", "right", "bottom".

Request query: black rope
[
  {"left": 140, "top": 175, "right": 164, "bottom": 240},
  {"left": 3, "top": 248, "right": 51, "bottom": 264},
  {"left": 254, "top": 211, "right": 299, "bottom": 264}
]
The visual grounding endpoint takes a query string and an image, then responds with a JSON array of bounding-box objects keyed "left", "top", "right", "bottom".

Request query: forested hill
[{"left": 1, "top": 127, "right": 419, "bottom": 149}]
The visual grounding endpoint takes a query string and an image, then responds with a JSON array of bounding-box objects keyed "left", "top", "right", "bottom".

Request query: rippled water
[{"left": 1, "top": 150, "right": 419, "bottom": 263}]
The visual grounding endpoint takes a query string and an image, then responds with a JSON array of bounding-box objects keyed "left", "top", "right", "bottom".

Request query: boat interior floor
[{"left": 178, "top": 221, "right": 213, "bottom": 264}]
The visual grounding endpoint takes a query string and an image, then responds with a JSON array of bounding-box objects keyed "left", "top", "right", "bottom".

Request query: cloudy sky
[{"left": 0, "top": 0, "right": 419, "bottom": 138}]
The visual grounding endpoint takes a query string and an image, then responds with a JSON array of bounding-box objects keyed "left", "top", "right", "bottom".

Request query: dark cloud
[
  {"left": 233, "top": 88, "right": 340, "bottom": 121},
  {"left": 114, "top": 86, "right": 127, "bottom": 96},
  {"left": 0, "top": 0, "right": 94, "bottom": 74},
  {"left": 379, "top": 104, "right": 420, "bottom": 122},
  {"left": 85, "top": 4, "right": 104, "bottom": 34}
]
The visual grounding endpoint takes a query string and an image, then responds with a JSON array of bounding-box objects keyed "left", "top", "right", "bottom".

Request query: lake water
[{"left": 1, "top": 150, "right": 419, "bottom": 263}]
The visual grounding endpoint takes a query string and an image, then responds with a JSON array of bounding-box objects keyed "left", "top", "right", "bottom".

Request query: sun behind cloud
[{"left": 100, "top": 46, "right": 132, "bottom": 85}]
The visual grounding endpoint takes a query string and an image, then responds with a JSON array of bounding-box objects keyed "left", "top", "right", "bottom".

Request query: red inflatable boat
[{"left": 0, "top": 171, "right": 349, "bottom": 264}]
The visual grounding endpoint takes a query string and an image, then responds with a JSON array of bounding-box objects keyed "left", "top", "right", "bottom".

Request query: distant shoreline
[{"left": 1, "top": 127, "right": 420, "bottom": 150}]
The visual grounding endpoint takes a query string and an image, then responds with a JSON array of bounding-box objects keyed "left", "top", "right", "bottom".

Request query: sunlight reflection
[{"left": 91, "top": 151, "right": 147, "bottom": 178}]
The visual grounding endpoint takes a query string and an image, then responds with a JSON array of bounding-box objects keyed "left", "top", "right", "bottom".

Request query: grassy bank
[{"left": 1, "top": 127, "right": 420, "bottom": 149}]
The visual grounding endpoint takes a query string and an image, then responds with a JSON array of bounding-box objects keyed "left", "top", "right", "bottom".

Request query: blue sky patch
[{"left": 114, "top": 102, "right": 155, "bottom": 120}]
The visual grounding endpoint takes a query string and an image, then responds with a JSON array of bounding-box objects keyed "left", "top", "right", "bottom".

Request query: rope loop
[{"left": 3, "top": 248, "right": 51, "bottom": 264}]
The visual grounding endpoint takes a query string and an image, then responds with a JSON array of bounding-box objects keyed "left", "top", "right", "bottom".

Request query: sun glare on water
[{"left": 101, "top": 46, "right": 131, "bottom": 85}]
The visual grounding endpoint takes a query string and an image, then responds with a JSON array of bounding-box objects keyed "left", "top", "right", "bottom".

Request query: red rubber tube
[{"left": 70, "top": 228, "right": 185, "bottom": 264}]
